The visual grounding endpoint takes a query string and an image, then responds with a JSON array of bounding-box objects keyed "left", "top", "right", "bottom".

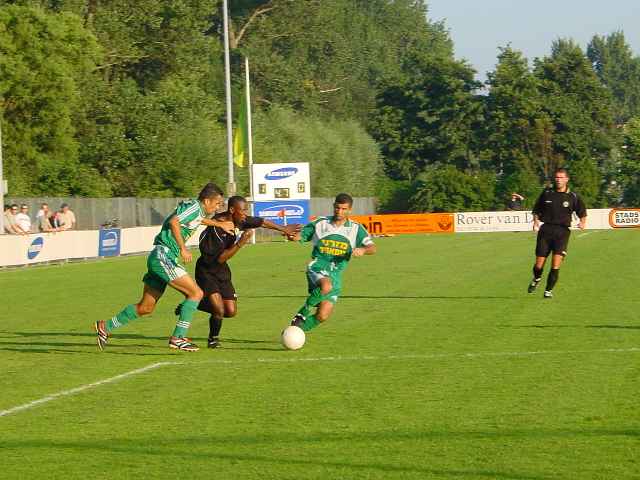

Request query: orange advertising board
[
  {"left": 609, "top": 208, "right": 640, "bottom": 228},
  {"left": 350, "top": 213, "right": 454, "bottom": 235}
]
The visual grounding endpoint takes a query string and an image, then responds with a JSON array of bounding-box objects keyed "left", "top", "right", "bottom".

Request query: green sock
[
  {"left": 172, "top": 299, "right": 199, "bottom": 337},
  {"left": 106, "top": 305, "right": 138, "bottom": 332},
  {"left": 300, "top": 314, "right": 321, "bottom": 332}
]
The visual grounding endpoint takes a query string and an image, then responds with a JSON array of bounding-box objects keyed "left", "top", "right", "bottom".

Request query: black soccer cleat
[
  {"left": 207, "top": 337, "right": 221, "bottom": 349},
  {"left": 543, "top": 290, "right": 553, "bottom": 299},
  {"left": 290, "top": 314, "right": 305, "bottom": 328},
  {"left": 94, "top": 320, "right": 109, "bottom": 351},
  {"left": 527, "top": 278, "right": 541, "bottom": 294}
]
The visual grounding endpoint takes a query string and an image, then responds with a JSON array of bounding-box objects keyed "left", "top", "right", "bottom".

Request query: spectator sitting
[
  {"left": 36, "top": 204, "right": 59, "bottom": 232},
  {"left": 507, "top": 193, "right": 525, "bottom": 211},
  {"left": 15, "top": 204, "right": 32, "bottom": 233},
  {"left": 36, "top": 203, "right": 49, "bottom": 220},
  {"left": 58, "top": 203, "right": 77, "bottom": 230},
  {"left": 4, "top": 204, "right": 28, "bottom": 235}
]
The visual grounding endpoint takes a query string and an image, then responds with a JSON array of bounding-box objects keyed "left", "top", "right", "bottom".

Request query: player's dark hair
[
  {"left": 334, "top": 193, "right": 353, "bottom": 206},
  {"left": 228, "top": 195, "right": 246, "bottom": 210},
  {"left": 554, "top": 167, "right": 569, "bottom": 177},
  {"left": 198, "top": 182, "right": 224, "bottom": 201}
]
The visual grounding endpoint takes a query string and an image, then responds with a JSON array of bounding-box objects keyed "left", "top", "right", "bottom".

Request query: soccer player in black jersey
[
  {"left": 528, "top": 168, "right": 587, "bottom": 298},
  {"left": 182, "top": 196, "right": 300, "bottom": 348}
]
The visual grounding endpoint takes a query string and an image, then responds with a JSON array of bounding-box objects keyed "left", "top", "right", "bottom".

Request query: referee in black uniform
[
  {"left": 527, "top": 168, "right": 587, "bottom": 298},
  {"left": 180, "top": 196, "right": 300, "bottom": 348}
]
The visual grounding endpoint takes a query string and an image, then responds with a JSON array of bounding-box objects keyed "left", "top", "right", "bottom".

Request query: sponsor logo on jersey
[
  {"left": 27, "top": 236, "right": 44, "bottom": 260},
  {"left": 318, "top": 238, "right": 349, "bottom": 256},
  {"left": 265, "top": 167, "right": 298, "bottom": 181},
  {"left": 609, "top": 208, "right": 640, "bottom": 228},
  {"left": 563, "top": 201, "right": 569, "bottom": 207}
]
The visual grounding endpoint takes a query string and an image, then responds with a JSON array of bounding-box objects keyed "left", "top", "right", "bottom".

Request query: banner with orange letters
[{"left": 350, "top": 213, "right": 454, "bottom": 235}]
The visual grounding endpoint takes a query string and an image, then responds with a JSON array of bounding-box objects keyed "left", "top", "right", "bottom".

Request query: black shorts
[
  {"left": 535, "top": 223, "right": 571, "bottom": 257},
  {"left": 195, "top": 265, "right": 236, "bottom": 313}
]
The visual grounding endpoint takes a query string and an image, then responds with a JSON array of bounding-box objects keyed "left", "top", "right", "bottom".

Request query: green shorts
[
  {"left": 306, "top": 259, "right": 343, "bottom": 304},
  {"left": 142, "top": 245, "right": 188, "bottom": 293}
]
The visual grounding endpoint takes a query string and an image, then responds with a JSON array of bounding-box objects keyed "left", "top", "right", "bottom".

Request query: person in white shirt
[
  {"left": 58, "top": 203, "right": 77, "bottom": 230},
  {"left": 15, "top": 204, "right": 32, "bottom": 233}
]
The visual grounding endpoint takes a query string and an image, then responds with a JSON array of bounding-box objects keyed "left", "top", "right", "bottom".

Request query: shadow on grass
[
  {"left": 4, "top": 429, "right": 639, "bottom": 479},
  {"left": 499, "top": 325, "right": 640, "bottom": 330},
  {"left": 247, "top": 295, "right": 518, "bottom": 300}
]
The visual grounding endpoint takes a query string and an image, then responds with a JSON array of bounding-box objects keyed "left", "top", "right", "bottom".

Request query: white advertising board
[
  {"left": 454, "top": 209, "right": 613, "bottom": 233},
  {"left": 251, "top": 162, "right": 310, "bottom": 201}
]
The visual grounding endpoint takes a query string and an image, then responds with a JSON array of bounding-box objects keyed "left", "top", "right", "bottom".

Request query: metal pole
[
  {"left": 222, "top": 0, "right": 235, "bottom": 196},
  {"left": 245, "top": 57, "right": 256, "bottom": 244},
  {"left": 0, "top": 108, "right": 4, "bottom": 235}
]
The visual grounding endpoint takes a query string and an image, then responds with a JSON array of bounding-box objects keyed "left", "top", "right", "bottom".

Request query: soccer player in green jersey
[
  {"left": 93, "top": 183, "right": 235, "bottom": 352},
  {"left": 290, "top": 193, "right": 376, "bottom": 332}
]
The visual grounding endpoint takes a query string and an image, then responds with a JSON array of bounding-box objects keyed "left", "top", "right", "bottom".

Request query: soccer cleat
[
  {"left": 527, "top": 278, "right": 541, "bottom": 293},
  {"left": 290, "top": 314, "right": 305, "bottom": 328},
  {"left": 169, "top": 336, "right": 199, "bottom": 352},
  {"left": 94, "top": 320, "right": 109, "bottom": 351},
  {"left": 207, "top": 337, "right": 221, "bottom": 349},
  {"left": 543, "top": 290, "right": 553, "bottom": 299}
]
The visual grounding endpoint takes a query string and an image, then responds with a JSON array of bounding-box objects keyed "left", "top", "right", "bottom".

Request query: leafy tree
[
  {"left": 620, "top": 117, "right": 640, "bottom": 206},
  {"left": 587, "top": 31, "right": 640, "bottom": 123},
  {"left": 0, "top": 4, "right": 108, "bottom": 195}
]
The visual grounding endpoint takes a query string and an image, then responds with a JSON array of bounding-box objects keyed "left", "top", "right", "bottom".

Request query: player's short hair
[
  {"left": 334, "top": 193, "right": 353, "bottom": 206},
  {"left": 554, "top": 167, "right": 569, "bottom": 177},
  {"left": 228, "top": 195, "right": 246, "bottom": 210},
  {"left": 198, "top": 182, "right": 224, "bottom": 201}
]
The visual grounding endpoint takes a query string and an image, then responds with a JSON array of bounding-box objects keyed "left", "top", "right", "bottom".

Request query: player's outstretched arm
[
  {"left": 261, "top": 219, "right": 302, "bottom": 237},
  {"left": 202, "top": 217, "right": 235, "bottom": 234}
]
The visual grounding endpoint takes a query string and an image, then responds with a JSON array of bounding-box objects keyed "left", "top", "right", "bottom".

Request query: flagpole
[
  {"left": 222, "top": 0, "right": 235, "bottom": 196},
  {"left": 245, "top": 57, "right": 256, "bottom": 245}
]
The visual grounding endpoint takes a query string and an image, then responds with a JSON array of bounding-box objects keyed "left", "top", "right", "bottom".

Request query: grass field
[{"left": 0, "top": 230, "right": 638, "bottom": 479}]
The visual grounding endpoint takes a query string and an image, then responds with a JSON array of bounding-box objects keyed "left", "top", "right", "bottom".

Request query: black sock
[
  {"left": 533, "top": 266, "right": 543, "bottom": 281},
  {"left": 546, "top": 269, "right": 559, "bottom": 291},
  {"left": 209, "top": 315, "right": 223, "bottom": 339}
]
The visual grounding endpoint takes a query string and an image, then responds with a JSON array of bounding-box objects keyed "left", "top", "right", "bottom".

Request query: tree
[
  {"left": 0, "top": 4, "right": 108, "bottom": 195},
  {"left": 534, "top": 39, "right": 616, "bottom": 206},
  {"left": 587, "top": 31, "right": 640, "bottom": 123},
  {"left": 620, "top": 117, "right": 640, "bottom": 206}
]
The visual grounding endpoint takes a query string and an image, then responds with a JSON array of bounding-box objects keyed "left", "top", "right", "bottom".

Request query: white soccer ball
[{"left": 281, "top": 326, "right": 305, "bottom": 350}]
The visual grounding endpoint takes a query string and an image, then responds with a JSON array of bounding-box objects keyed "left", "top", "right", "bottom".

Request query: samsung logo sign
[
  {"left": 260, "top": 204, "right": 305, "bottom": 217},
  {"left": 27, "top": 236, "right": 44, "bottom": 260},
  {"left": 265, "top": 167, "right": 298, "bottom": 181}
]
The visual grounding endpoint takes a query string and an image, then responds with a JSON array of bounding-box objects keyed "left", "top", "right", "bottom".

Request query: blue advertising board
[
  {"left": 99, "top": 228, "right": 121, "bottom": 257},
  {"left": 27, "top": 236, "right": 44, "bottom": 260},
  {"left": 253, "top": 200, "right": 310, "bottom": 226}
]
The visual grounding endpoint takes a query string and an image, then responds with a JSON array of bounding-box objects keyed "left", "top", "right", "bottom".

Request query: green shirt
[
  {"left": 299, "top": 216, "right": 373, "bottom": 271},
  {"left": 153, "top": 200, "right": 205, "bottom": 259}
]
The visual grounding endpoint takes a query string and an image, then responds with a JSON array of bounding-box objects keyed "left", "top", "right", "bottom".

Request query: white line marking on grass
[
  {"left": 2, "top": 347, "right": 639, "bottom": 418},
  {"left": 0, "top": 361, "right": 177, "bottom": 418}
]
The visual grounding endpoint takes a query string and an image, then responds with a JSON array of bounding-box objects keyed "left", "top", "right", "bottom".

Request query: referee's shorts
[
  {"left": 195, "top": 265, "right": 237, "bottom": 314},
  {"left": 535, "top": 223, "right": 571, "bottom": 257}
]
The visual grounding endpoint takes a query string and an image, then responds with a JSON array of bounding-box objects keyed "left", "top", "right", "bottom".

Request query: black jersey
[
  {"left": 532, "top": 188, "right": 587, "bottom": 228},
  {"left": 196, "top": 214, "right": 264, "bottom": 271}
]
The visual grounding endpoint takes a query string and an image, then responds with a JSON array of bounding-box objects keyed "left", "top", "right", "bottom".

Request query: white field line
[
  {"left": 0, "top": 361, "right": 177, "bottom": 418},
  {"left": 1, "top": 347, "right": 639, "bottom": 418}
]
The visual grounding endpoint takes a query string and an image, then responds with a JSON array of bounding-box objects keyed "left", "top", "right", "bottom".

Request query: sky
[{"left": 427, "top": 0, "right": 640, "bottom": 82}]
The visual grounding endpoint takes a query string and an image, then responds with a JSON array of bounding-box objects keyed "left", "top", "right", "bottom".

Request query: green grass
[{"left": 0, "top": 230, "right": 638, "bottom": 479}]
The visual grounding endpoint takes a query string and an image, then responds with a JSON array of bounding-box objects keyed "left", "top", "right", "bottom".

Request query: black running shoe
[
  {"left": 543, "top": 290, "right": 553, "bottom": 299},
  {"left": 290, "top": 314, "right": 305, "bottom": 328},
  {"left": 207, "top": 337, "right": 221, "bottom": 349},
  {"left": 527, "top": 279, "right": 541, "bottom": 294},
  {"left": 94, "top": 320, "right": 109, "bottom": 351}
]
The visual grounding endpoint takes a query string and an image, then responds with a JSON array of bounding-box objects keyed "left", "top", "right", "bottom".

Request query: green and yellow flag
[{"left": 233, "top": 87, "right": 248, "bottom": 168}]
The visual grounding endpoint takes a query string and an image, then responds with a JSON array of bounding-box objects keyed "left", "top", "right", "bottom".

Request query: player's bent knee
[
  {"left": 224, "top": 309, "right": 237, "bottom": 318},
  {"left": 137, "top": 303, "right": 155, "bottom": 316},
  {"left": 191, "top": 287, "right": 204, "bottom": 302}
]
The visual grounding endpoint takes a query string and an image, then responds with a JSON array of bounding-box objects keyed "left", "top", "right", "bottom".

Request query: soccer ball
[{"left": 281, "top": 326, "right": 305, "bottom": 350}]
